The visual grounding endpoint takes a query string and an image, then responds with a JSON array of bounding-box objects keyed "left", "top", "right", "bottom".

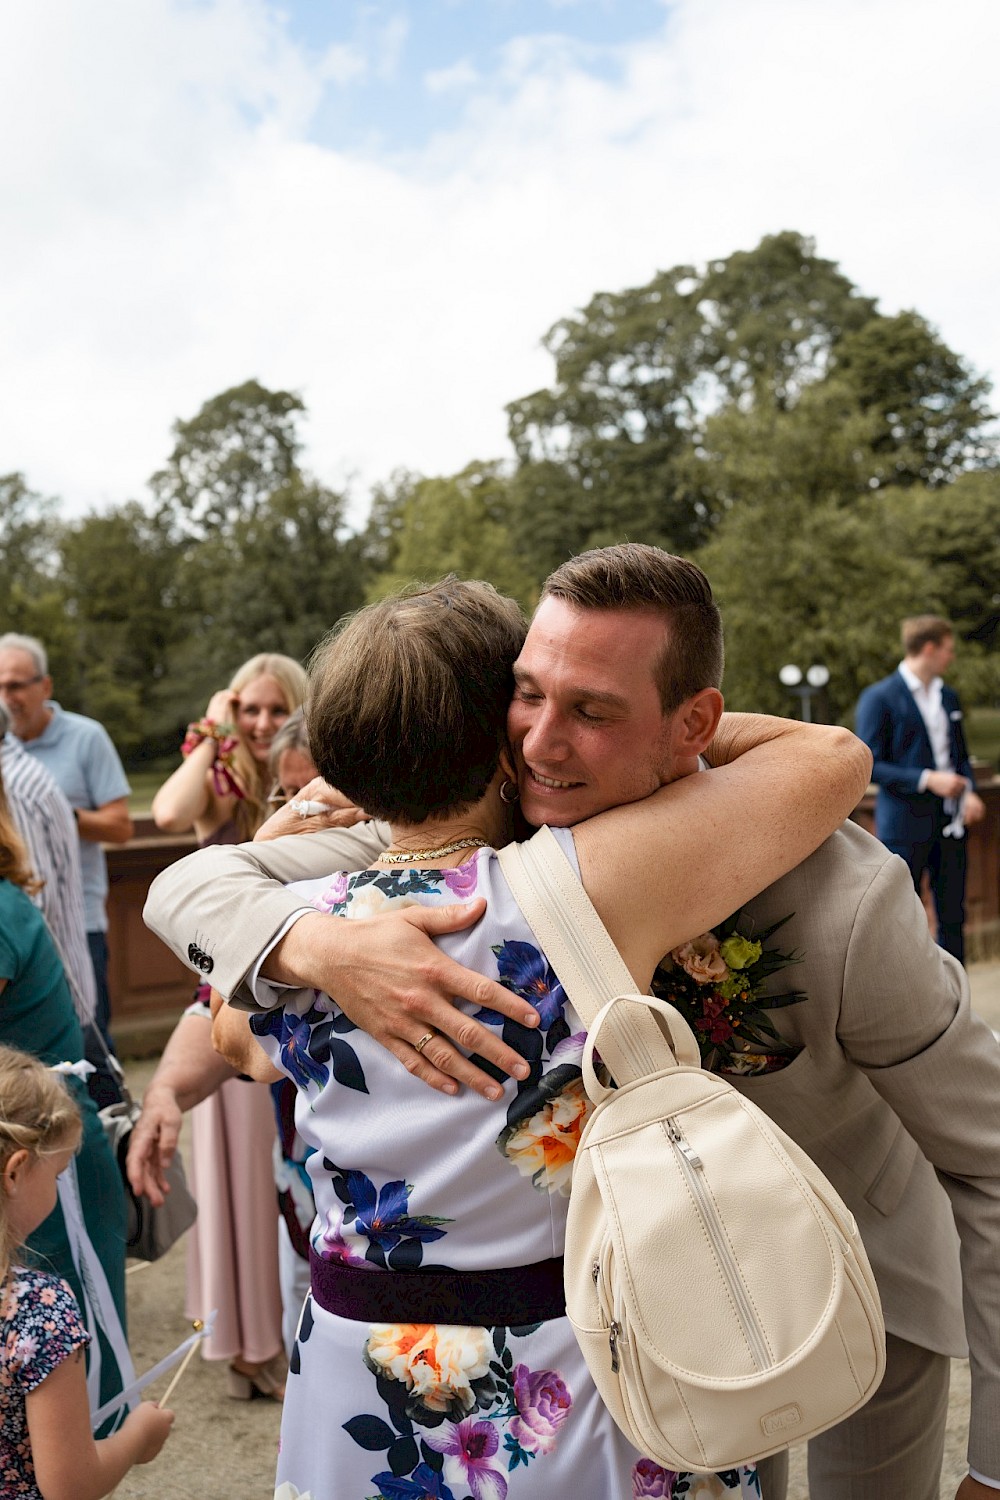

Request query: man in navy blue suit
[{"left": 856, "top": 615, "right": 985, "bottom": 963}]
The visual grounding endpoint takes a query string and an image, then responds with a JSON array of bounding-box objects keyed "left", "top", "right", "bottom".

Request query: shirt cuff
[
  {"left": 917, "top": 769, "right": 930, "bottom": 793},
  {"left": 970, "top": 1470, "right": 1000, "bottom": 1490},
  {"left": 246, "top": 908, "right": 315, "bottom": 1008}
]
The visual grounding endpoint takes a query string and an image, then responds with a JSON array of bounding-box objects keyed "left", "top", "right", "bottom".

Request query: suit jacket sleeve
[
  {"left": 836, "top": 853, "right": 1000, "bottom": 1476},
  {"left": 143, "top": 821, "right": 392, "bottom": 1001},
  {"left": 855, "top": 681, "right": 926, "bottom": 795}
]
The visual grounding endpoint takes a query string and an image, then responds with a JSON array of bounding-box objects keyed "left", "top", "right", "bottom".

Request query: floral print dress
[
  {"left": 254, "top": 829, "right": 760, "bottom": 1500},
  {"left": 0, "top": 1269, "right": 90, "bottom": 1498}
]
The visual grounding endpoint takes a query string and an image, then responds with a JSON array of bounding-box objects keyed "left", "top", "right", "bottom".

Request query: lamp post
[{"left": 778, "top": 663, "right": 830, "bottom": 723}]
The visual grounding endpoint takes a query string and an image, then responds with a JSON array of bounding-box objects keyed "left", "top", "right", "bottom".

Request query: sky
[{"left": 2, "top": 0, "right": 998, "bottom": 528}]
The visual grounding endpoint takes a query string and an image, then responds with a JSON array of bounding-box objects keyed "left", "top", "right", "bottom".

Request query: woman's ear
[
  {"left": 2, "top": 1149, "right": 29, "bottom": 1196},
  {"left": 498, "top": 745, "right": 516, "bottom": 784}
]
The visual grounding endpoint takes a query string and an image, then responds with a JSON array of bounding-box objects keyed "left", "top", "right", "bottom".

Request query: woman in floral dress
[{"left": 217, "top": 578, "right": 870, "bottom": 1500}]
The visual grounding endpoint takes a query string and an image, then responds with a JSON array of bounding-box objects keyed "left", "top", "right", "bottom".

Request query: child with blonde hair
[{"left": 0, "top": 1046, "right": 173, "bottom": 1498}]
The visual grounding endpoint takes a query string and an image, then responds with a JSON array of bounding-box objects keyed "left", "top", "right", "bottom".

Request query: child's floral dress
[
  {"left": 1, "top": 1268, "right": 89, "bottom": 1498},
  {"left": 254, "top": 829, "right": 760, "bottom": 1500}
]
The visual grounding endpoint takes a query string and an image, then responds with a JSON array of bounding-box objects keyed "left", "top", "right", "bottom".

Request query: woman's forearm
[
  {"left": 151, "top": 739, "right": 216, "bottom": 834},
  {"left": 707, "top": 711, "right": 826, "bottom": 768},
  {"left": 576, "top": 719, "right": 872, "bottom": 986},
  {"left": 148, "top": 1008, "right": 236, "bottom": 1108}
]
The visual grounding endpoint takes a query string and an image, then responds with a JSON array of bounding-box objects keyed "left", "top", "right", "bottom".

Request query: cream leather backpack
[{"left": 498, "top": 829, "right": 886, "bottom": 1474}]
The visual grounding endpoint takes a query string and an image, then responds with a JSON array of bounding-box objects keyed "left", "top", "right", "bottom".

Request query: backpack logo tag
[{"left": 761, "top": 1404, "right": 802, "bottom": 1436}]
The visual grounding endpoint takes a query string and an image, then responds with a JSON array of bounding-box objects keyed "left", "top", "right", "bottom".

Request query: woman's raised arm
[{"left": 574, "top": 713, "right": 871, "bottom": 989}]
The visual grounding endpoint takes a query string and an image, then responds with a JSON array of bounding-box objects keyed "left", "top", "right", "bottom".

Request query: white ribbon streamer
[
  {"left": 50, "top": 1059, "right": 96, "bottom": 1081},
  {"left": 57, "top": 1159, "right": 137, "bottom": 1431},
  {"left": 89, "top": 1312, "right": 217, "bottom": 1429}
]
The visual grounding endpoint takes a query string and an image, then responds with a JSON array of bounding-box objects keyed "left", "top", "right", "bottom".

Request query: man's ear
[
  {"left": 672, "top": 688, "right": 724, "bottom": 758},
  {"left": 3, "top": 1149, "right": 29, "bottom": 1196}
]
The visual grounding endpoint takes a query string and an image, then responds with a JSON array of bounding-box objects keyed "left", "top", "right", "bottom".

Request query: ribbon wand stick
[{"left": 159, "top": 1320, "right": 203, "bottom": 1406}]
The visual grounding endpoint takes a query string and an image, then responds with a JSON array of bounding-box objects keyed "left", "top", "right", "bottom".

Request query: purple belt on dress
[{"left": 309, "top": 1248, "right": 566, "bottom": 1325}]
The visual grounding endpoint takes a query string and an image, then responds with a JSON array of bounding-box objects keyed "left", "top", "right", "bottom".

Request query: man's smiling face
[{"left": 507, "top": 595, "right": 681, "bottom": 828}]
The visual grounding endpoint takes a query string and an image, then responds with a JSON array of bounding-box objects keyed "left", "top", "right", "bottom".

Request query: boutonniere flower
[{"left": 651, "top": 913, "right": 805, "bottom": 1075}]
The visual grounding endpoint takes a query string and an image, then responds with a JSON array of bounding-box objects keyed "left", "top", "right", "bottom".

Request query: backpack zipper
[{"left": 666, "top": 1117, "right": 772, "bottom": 1371}]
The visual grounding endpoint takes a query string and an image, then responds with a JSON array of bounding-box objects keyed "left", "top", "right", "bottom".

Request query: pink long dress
[{"left": 184, "top": 820, "right": 283, "bottom": 1364}]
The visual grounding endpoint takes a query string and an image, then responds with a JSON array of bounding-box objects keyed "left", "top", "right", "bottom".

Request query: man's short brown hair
[
  {"left": 541, "top": 543, "right": 724, "bottom": 715},
  {"left": 308, "top": 579, "right": 527, "bottom": 824},
  {"left": 901, "top": 615, "right": 954, "bottom": 655}
]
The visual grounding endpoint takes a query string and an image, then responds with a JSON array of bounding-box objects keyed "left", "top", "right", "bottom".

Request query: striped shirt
[{"left": 1, "top": 736, "right": 97, "bottom": 1025}]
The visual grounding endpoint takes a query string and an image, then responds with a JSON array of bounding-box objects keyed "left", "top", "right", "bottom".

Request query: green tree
[
  {"left": 0, "top": 474, "right": 78, "bottom": 689},
  {"left": 506, "top": 232, "right": 995, "bottom": 556},
  {"left": 697, "top": 495, "right": 933, "bottom": 722},
  {"left": 190, "top": 476, "right": 367, "bottom": 673},
  {"left": 828, "top": 311, "right": 994, "bottom": 487},
  {"left": 57, "top": 505, "right": 183, "bottom": 755},
  {"left": 151, "top": 379, "right": 306, "bottom": 537},
  {"left": 506, "top": 232, "right": 879, "bottom": 553},
  {"left": 366, "top": 464, "right": 537, "bottom": 607}
]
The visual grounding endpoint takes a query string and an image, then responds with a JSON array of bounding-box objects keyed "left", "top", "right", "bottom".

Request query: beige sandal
[{"left": 227, "top": 1354, "right": 286, "bottom": 1402}]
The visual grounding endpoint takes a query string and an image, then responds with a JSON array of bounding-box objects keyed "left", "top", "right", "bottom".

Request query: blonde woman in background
[{"left": 153, "top": 652, "right": 308, "bottom": 1400}]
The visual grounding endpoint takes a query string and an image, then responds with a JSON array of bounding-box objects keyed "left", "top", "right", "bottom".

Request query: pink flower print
[
  {"left": 313, "top": 872, "right": 350, "bottom": 912},
  {"left": 632, "top": 1458, "right": 677, "bottom": 1497},
  {"left": 315, "top": 1206, "right": 372, "bottom": 1268},
  {"left": 442, "top": 857, "right": 480, "bottom": 898},
  {"left": 12, "top": 1334, "right": 38, "bottom": 1364},
  {"left": 424, "top": 1416, "right": 508, "bottom": 1500},
  {"left": 509, "top": 1363, "right": 572, "bottom": 1455},
  {"left": 548, "top": 1031, "right": 587, "bottom": 1067},
  {"left": 39, "top": 1286, "right": 56, "bottom": 1306}
]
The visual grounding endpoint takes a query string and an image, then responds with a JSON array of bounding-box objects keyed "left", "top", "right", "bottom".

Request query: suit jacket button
[
  {"left": 188, "top": 943, "right": 198, "bottom": 963},
  {"left": 202, "top": 955, "right": 214, "bottom": 974}
]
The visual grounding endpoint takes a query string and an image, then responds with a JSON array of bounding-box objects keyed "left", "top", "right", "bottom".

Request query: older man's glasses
[{"left": 0, "top": 675, "right": 43, "bottom": 694}]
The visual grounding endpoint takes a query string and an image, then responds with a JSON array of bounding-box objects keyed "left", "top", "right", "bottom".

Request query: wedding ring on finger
[{"left": 413, "top": 1032, "right": 436, "bottom": 1056}]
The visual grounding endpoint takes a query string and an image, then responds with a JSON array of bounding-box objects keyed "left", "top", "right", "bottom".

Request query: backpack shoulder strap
[{"left": 498, "top": 828, "right": 681, "bottom": 1084}]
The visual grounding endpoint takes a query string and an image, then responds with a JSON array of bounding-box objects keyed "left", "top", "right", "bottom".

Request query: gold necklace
[{"left": 375, "top": 837, "right": 489, "bottom": 866}]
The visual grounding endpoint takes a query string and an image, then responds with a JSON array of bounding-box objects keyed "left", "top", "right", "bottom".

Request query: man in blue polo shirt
[{"left": 0, "top": 633, "right": 133, "bottom": 1085}]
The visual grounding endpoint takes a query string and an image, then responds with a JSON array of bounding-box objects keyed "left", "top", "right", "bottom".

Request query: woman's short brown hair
[{"left": 308, "top": 579, "right": 527, "bottom": 824}]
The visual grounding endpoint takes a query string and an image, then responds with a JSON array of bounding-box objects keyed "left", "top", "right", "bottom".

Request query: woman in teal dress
[{"left": 0, "top": 760, "right": 129, "bottom": 1432}]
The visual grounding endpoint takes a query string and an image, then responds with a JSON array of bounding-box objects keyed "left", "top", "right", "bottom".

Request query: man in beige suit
[{"left": 145, "top": 545, "right": 999, "bottom": 1500}]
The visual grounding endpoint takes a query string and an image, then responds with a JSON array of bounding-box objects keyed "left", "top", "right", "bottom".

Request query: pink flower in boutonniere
[
  {"left": 654, "top": 912, "right": 806, "bottom": 1074},
  {"left": 671, "top": 933, "right": 729, "bottom": 985}
]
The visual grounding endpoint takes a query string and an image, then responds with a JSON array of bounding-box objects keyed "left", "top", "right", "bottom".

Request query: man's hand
[
  {"left": 925, "top": 770, "right": 969, "bottom": 800},
  {"left": 125, "top": 1085, "right": 182, "bottom": 1207},
  {"left": 270, "top": 900, "right": 540, "bottom": 1100},
  {"left": 256, "top": 777, "right": 370, "bottom": 844},
  {"left": 955, "top": 1476, "right": 1000, "bottom": 1500},
  {"left": 963, "top": 789, "right": 987, "bottom": 827}
]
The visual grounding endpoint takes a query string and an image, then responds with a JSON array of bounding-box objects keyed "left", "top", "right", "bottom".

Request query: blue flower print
[
  {"left": 251, "top": 1006, "right": 328, "bottom": 1093},
  {"left": 372, "top": 1464, "right": 457, "bottom": 1499},
  {"left": 347, "top": 1171, "right": 451, "bottom": 1255},
  {"left": 493, "top": 941, "right": 566, "bottom": 1030}
]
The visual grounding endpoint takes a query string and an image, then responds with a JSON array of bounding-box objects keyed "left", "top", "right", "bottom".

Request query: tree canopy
[{"left": 3, "top": 233, "right": 997, "bottom": 764}]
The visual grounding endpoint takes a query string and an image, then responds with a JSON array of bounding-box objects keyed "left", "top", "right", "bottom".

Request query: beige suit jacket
[{"left": 144, "top": 817, "right": 1000, "bottom": 1475}]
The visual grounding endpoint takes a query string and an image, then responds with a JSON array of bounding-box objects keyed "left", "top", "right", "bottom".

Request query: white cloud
[
  {"left": 0, "top": 0, "right": 997, "bottom": 529},
  {"left": 424, "top": 58, "right": 480, "bottom": 94}
]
